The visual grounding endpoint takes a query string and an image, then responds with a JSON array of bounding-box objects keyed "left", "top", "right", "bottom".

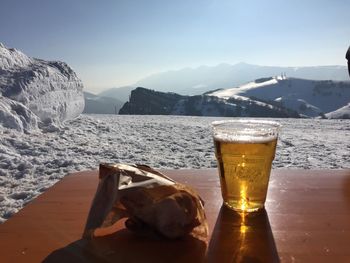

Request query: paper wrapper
[{"left": 83, "top": 163, "right": 208, "bottom": 242}]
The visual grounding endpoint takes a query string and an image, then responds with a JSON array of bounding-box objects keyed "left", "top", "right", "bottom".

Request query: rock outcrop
[
  {"left": 119, "top": 87, "right": 185, "bottom": 115},
  {"left": 119, "top": 87, "right": 300, "bottom": 118}
]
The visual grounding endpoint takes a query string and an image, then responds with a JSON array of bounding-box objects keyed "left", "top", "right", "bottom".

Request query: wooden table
[{"left": 0, "top": 169, "right": 350, "bottom": 263}]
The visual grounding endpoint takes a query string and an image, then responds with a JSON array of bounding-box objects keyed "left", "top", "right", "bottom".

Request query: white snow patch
[
  {"left": 325, "top": 103, "right": 350, "bottom": 119},
  {"left": 209, "top": 77, "right": 278, "bottom": 99},
  {"left": 0, "top": 44, "right": 32, "bottom": 69},
  {"left": 0, "top": 96, "right": 39, "bottom": 132}
]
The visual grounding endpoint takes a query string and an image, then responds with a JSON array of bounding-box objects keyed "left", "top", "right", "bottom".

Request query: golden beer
[{"left": 212, "top": 120, "right": 280, "bottom": 212}]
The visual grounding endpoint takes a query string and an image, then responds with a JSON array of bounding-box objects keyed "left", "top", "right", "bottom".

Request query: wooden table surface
[{"left": 0, "top": 169, "right": 350, "bottom": 263}]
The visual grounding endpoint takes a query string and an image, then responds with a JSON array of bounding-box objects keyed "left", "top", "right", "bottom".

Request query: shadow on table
[
  {"left": 43, "top": 229, "right": 207, "bottom": 263},
  {"left": 207, "top": 206, "right": 280, "bottom": 263},
  {"left": 343, "top": 174, "right": 350, "bottom": 211},
  {"left": 42, "top": 239, "right": 93, "bottom": 263},
  {"left": 42, "top": 207, "right": 279, "bottom": 263}
]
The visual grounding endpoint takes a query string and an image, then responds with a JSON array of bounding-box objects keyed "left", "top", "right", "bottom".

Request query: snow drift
[
  {"left": 0, "top": 43, "right": 84, "bottom": 131},
  {"left": 325, "top": 103, "right": 350, "bottom": 119}
]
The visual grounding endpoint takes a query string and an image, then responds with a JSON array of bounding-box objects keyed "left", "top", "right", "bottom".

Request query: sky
[{"left": 0, "top": 0, "right": 349, "bottom": 93}]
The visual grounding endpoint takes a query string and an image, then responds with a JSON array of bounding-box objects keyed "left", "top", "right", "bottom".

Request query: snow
[
  {"left": 0, "top": 43, "right": 84, "bottom": 131},
  {"left": 0, "top": 44, "right": 32, "bottom": 69},
  {"left": 275, "top": 97, "right": 323, "bottom": 117},
  {"left": 325, "top": 103, "right": 350, "bottom": 119},
  {"left": 0, "top": 96, "right": 39, "bottom": 132},
  {"left": 0, "top": 114, "right": 349, "bottom": 223},
  {"left": 208, "top": 76, "right": 350, "bottom": 117},
  {"left": 210, "top": 77, "right": 278, "bottom": 99},
  {"left": 225, "top": 94, "right": 275, "bottom": 110}
]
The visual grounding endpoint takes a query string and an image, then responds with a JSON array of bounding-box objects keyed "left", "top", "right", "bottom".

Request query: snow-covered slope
[
  {"left": 208, "top": 76, "right": 350, "bottom": 117},
  {"left": 325, "top": 103, "right": 350, "bottom": 119},
  {"left": 0, "top": 43, "right": 84, "bottom": 131}
]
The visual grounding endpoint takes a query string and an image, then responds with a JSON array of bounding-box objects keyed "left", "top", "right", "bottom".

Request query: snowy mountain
[
  {"left": 133, "top": 62, "right": 348, "bottom": 95},
  {"left": 119, "top": 77, "right": 350, "bottom": 118},
  {"left": 0, "top": 43, "right": 84, "bottom": 131},
  {"left": 119, "top": 87, "right": 300, "bottom": 118},
  {"left": 83, "top": 92, "right": 123, "bottom": 114},
  {"left": 97, "top": 63, "right": 348, "bottom": 105},
  {"left": 208, "top": 76, "right": 350, "bottom": 118}
]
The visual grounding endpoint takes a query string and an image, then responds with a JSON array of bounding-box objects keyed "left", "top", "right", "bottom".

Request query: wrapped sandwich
[{"left": 83, "top": 164, "right": 208, "bottom": 241}]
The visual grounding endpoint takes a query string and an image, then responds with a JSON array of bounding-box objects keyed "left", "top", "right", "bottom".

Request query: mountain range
[
  {"left": 119, "top": 86, "right": 300, "bottom": 118},
  {"left": 97, "top": 62, "right": 349, "bottom": 102},
  {"left": 119, "top": 76, "right": 350, "bottom": 119},
  {"left": 207, "top": 76, "right": 350, "bottom": 117}
]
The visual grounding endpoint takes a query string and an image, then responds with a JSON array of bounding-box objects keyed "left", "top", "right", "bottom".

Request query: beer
[{"left": 212, "top": 120, "right": 280, "bottom": 212}]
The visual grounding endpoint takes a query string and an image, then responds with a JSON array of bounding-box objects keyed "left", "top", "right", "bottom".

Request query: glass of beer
[{"left": 212, "top": 119, "right": 280, "bottom": 212}]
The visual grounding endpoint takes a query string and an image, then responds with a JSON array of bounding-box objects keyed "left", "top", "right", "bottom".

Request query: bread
[
  {"left": 91, "top": 163, "right": 208, "bottom": 240},
  {"left": 121, "top": 183, "right": 204, "bottom": 239}
]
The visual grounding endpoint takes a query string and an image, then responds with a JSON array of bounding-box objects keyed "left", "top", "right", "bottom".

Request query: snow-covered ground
[{"left": 0, "top": 114, "right": 349, "bottom": 222}]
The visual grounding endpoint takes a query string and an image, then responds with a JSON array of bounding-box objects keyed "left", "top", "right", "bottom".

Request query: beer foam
[
  {"left": 212, "top": 120, "right": 280, "bottom": 143},
  {"left": 213, "top": 133, "right": 278, "bottom": 143}
]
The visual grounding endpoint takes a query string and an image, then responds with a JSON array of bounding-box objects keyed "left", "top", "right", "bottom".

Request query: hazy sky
[{"left": 0, "top": 0, "right": 349, "bottom": 93}]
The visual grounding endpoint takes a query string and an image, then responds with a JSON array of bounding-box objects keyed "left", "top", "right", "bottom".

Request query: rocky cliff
[
  {"left": 119, "top": 87, "right": 185, "bottom": 115},
  {"left": 119, "top": 87, "right": 300, "bottom": 118}
]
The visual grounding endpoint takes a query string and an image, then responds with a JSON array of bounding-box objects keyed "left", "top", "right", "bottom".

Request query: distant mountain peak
[
  {"left": 234, "top": 61, "right": 250, "bottom": 66},
  {"left": 133, "top": 62, "right": 348, "bottom": 96}
]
